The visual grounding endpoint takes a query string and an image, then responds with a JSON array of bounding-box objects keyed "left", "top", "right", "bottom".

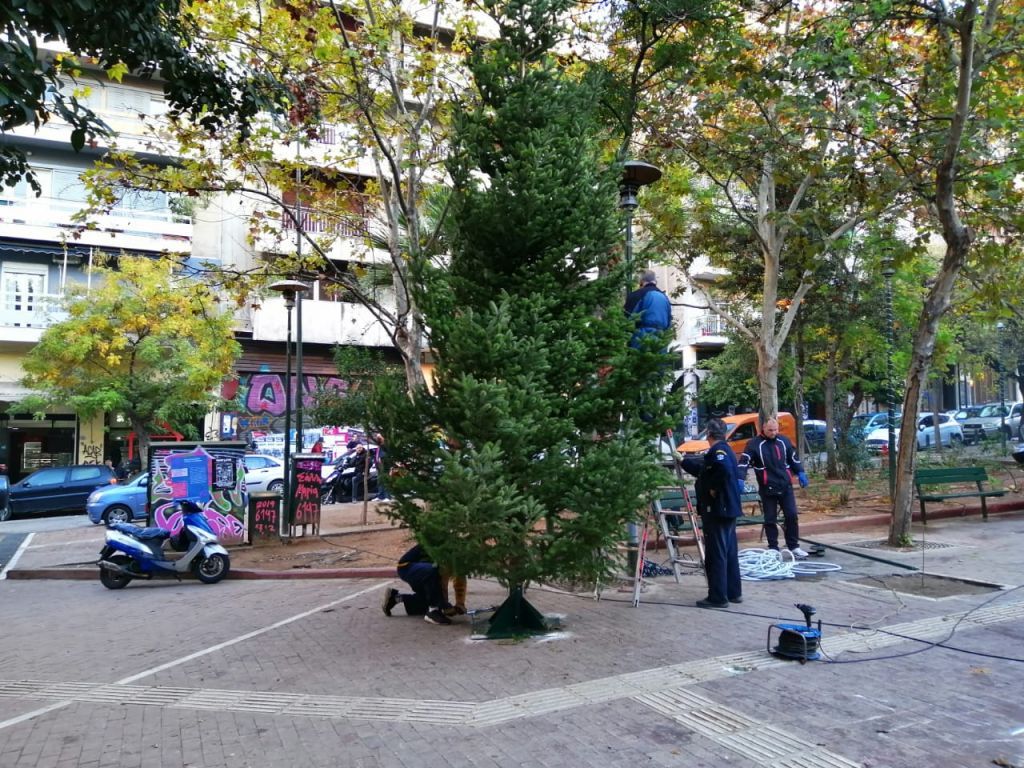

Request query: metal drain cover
[{"left": 845, "top": 538, "right": 954, "bottom": 551}]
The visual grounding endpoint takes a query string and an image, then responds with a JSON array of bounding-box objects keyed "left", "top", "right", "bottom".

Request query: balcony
[
  {"left": 0, "top": 196, "right": 191, "bottom": 254},
  {"left": 256, "top": 206, "right": 384, "bottom": 264},
  {"left": 0, "top": 294, "right": 68, "bottom": 343},
  {"left": 688, "top": 314, "right": 728, "bottom": 346},
  {"left": 249, "top": 295, "right": 394, "bottom": 348}
]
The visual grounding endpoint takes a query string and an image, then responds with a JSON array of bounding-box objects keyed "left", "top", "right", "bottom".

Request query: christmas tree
[{"left": 375, "top": 0, "right": 675, "bottom": 634}]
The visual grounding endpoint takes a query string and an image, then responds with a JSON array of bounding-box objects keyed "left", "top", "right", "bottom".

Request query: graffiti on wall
[{"left": 224, "top": 373, "right": 348, "bottom": 419}]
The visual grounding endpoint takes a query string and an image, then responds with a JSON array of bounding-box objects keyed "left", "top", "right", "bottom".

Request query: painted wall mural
[{"left": 223, "top": 373, "right": 348, "bottom": 419}]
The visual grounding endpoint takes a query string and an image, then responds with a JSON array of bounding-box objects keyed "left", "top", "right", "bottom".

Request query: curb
[
  {"left": 5, "top": 565, "right": 396, "bottom": 582},
  {"left": 7, "top": 500, "right": 1023, "bottom": 582}
]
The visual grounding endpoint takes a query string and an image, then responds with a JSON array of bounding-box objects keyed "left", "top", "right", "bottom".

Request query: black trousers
[
  {"left": 701, "top": 514, "right": 741, "bottom": 604},
  {"left": 760, "top": 487, "right": 799, "bottom": 550},
  {"left": 397, "top": 562, "right": 445, "bottom": 615}
]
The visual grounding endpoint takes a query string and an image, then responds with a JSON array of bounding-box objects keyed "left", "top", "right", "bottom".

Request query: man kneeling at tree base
[{"left": 381, "top": 543, "right": 454, "bottom": 625}]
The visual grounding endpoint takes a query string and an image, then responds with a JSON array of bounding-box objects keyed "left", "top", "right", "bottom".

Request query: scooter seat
[{"left": 109, "top": 522, "right": 170, "bottom": 541}]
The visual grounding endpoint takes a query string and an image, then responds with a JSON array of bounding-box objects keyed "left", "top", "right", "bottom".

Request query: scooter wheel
[
  {"left": 99, "top": 555, "right": 133, "bottom": 590},
  {"left": 194, "top": 553, "right": 230, "bottom": 584}
]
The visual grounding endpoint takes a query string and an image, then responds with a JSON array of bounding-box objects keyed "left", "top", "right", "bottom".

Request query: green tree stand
[{"left": 486, "top": 586, "right": 548, "bottom": 639}]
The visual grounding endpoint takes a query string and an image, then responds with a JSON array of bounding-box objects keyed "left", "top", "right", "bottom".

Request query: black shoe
[
  {"left": 729, "top": 596, "right": 743, "bottom": 604},
  {"left": 696, "top": 598, "right": 729, "bottom": 609},
  {"left": 381, "top": 587, "right": 399, "bottom": 617},
  {"left": 424, "top": 609, "right": 452, "bottom": 625}
]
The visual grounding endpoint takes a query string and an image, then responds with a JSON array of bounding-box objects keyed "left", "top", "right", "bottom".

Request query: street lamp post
[
  {"left": 618, "top": 160, "right": 662, "bottom": 292},
  {"left": 997, "top": 322, "right": 1007, "bottom": 455},
  {"left": 617, "top": 159, "right": 661, "bottom": 576},
  {"left": 881, "top": 254, "right": 897, "bottom": 501},
  {"left": 269, "top": 279, "right": 308, "bottom": 532}
]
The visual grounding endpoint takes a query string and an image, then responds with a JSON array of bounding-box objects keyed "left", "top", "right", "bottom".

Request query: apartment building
[{"left": 0, "top": 66, "right": 199, "bottom": 479}]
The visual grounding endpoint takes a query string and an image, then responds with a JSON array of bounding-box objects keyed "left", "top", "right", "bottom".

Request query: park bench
[{"left": 914, "top": 466, "right": 1005, "bottom": 524}]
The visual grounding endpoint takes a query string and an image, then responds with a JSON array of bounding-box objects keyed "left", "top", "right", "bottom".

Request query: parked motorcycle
[
  {"left": 321, "top": 463, "right": 377, "bottom": 504},
  {"left": 97, "top": 499, "right": 231, "bottom": 589}
]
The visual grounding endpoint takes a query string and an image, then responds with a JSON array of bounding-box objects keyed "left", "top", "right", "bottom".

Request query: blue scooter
[{"left": 97, "top": 499, "right": 231, "bottom": 589}]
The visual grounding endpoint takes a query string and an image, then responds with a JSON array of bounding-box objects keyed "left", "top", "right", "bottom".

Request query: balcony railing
[
  {"left": 280, "top": 207, "right": 368, "bottom": 238},
  {"left": 694, "top": 314, "right": 727, "bottom": 337},
  {"left": 0, "top": 293, "right": 67, "bottom": 330},
  {"left": 0, "top": 196, "right": 191, "bottom": 241}
]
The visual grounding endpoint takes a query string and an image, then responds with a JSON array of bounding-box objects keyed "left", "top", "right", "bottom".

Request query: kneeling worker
[{"left": 381, "top": 543, "right": 453, "bottom": 625}]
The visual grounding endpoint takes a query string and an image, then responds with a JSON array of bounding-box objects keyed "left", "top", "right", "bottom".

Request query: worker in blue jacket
[
  {"left": 740, "top": 417, "right": 809, "bottom": 558},
  {"left": 624, "top": 269, "right": 672, "bottom": 349},
  {"left": 680, "top": 418, "right": 743, "bottom": 608}
]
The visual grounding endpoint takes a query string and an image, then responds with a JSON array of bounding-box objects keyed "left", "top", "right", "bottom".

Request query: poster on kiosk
[{"left": 147, "top": 441, "right": 248, "bottom": 545}]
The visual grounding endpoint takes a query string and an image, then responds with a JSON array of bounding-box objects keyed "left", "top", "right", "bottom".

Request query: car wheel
[
  {"left": 99, "top": 554, "right": 134, "bottom": 590},
  {"left": 951, "top": 433, "right": 963, "bottom": 445},
  {"left": 104, "top": 505, "right": 133, "bottom": 525},
  {"left": 267, "top": 480, "right": 284, "bottom": 494},
  {"left": 194, "top": 553, "right": 230, "bottom": 584},
  {"left": 0, "top": 504, "right": 11, "bottom": 523}
]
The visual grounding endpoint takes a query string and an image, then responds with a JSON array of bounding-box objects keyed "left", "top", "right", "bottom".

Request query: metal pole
[
  {"left": 294, "top": 162, "right": 304, "bottom": 455},
  {"left": 623, "top": 206, "right": 634, "bottom": 296},
  {"left": 1000, "top": 369, "right": 1007, "bottom": 455},
  {"left": 282, "top": 305, "right": 294, "bottom": 532},
  {"left": 882, "top": 256, "right": 896, "bottom": 501}
]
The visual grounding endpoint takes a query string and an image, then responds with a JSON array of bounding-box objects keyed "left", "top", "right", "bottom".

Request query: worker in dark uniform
[
  {"left": 681, "top": 418, "right": 743, "bottom": 608},
  {"left": 380, "top": 543, "right": 453, "bottom": 625},
  {"left": 739, "top": 418, "right": 809, "bottom": 558}
]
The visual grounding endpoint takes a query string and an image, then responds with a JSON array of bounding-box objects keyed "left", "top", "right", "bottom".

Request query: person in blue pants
[
  {"left": 380, "top": 543, "right": 453, "bottom": 625},
  {"left": 681, "top": 418, "right": 743, "bottom": 608}
]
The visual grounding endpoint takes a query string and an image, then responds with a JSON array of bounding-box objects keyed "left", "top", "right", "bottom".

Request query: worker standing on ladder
[{"left": 681, "top": 418, "right": 743, "bottom": 609}]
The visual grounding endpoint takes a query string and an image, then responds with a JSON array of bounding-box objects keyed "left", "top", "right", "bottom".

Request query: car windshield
[
  {"left": 956, "top": 407, "right": 982, "bottom": 419},
  {"left": 127, "top": 472, "right": 148, "bottom": 484},
  {"left": 979, "top": 405, "right": 1005, "bottom": 418}
]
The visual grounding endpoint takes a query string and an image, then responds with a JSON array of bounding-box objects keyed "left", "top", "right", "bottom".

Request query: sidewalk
[
  {"left": 5, "top": 495, "right": 1023, "bottom": 581},
  {"left": 3, "top": 508, "right": 1024, "bottom": 767}
]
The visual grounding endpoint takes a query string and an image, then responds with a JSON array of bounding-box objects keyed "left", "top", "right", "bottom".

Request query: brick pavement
[{"left": 0, "top": 513, "right": 1022, "bottom": 767}]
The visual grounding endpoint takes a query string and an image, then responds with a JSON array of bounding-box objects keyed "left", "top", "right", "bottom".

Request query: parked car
[
  {"left": 87, "top": 472, "right": 149, "bottom": 524},
  {"left": 952, "top": 405, "right": 983, "bottom": 423},
  {"left": 242, "top": 454, "right": 285, "bottom": 493},
  {"left": 849, "top": 411, "right": 900, "bottom": 439},
  {"left": 864, "top": 413, "right": 963, "bottom": 453},
  {"left": 677, "top": 412, "right": 798, "bottom": 459},
  {"left": 961, "top": 402, "right": 1023, "bottom": 445},
  {"left": 0, "top": 464, "right": 117, "bottom": 521},
  {"left": 802, "top": 420, "right": 838, "bottom": 450}
]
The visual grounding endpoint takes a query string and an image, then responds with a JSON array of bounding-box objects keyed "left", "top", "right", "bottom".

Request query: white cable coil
[{"left": 738, "top": 548, "right": 842, "bottom": 580}]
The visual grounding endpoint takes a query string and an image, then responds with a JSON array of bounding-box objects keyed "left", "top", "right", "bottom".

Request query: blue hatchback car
[{"left": 87, "top": 473, "right": 149, "bottom": 524}]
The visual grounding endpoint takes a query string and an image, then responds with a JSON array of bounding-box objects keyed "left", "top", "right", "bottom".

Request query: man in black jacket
[
  {"left": 740, "top": 418, "right": 809, "bottom": 558},
  {"left": 380, "top": 543, "right": 453, "bottom": 625},
  {"left": 681, "top": 418, "right": 743, "bottom": 608}
]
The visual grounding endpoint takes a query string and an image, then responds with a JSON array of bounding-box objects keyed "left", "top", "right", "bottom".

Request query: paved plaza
[{"left": 1, "top": 512, "right": 1023, "bottom": 767}]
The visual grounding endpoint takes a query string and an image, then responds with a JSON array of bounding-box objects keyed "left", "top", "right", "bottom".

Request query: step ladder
[{"left": 631, "top": 431, "right": 707, "bottom": 606}]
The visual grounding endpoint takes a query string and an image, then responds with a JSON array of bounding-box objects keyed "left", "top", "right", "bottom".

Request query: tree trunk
[
  {"left": 889, "top": 0, "right": 980, "bottom": 544},
  {"left": 889, "top": 244, "right": 969, "bottom": 544},
  {"left": 132, "top": 421, "right": 151, "bottom": 471},
  {"left": 791, "top": 335, "right": 805, "bottom": 453},
  {"left": 755, "top": 343, "right": 780, "bottom": 420},
  {"left": 823, "top": 344, "right": 839, "bottom": 478}
]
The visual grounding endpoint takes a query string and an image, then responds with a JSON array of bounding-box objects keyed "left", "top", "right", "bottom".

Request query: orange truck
[{"left": 676, "top": 412, "right": 798, "bottom": 460}]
